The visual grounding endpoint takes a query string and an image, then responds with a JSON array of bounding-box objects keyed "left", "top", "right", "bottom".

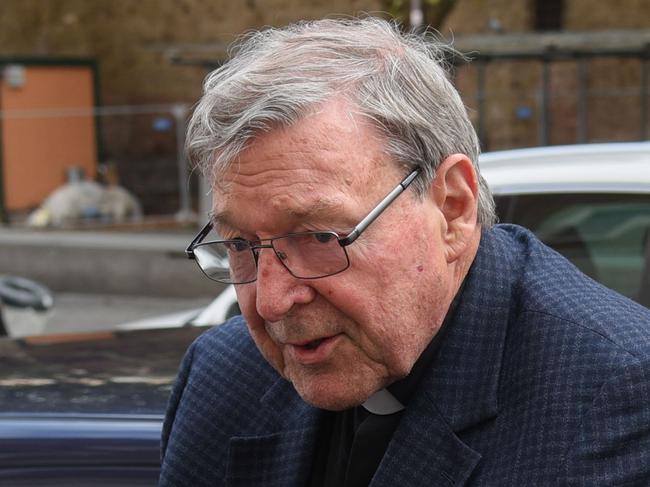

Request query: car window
[{"left": 495, "top": 193, "right": 650, "bottom": 306}]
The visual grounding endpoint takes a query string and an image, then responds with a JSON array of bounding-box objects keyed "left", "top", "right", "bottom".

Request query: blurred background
[{"left": 0, "top": 0, "right": 648, "bottom": 334}]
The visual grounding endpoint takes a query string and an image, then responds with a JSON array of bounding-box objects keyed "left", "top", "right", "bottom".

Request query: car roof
[{"left": 479, "top": 142, "right": 650, "bottom": 195}]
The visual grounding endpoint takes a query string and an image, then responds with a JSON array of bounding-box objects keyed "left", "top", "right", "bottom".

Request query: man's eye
[
  {"left": 226, "top": 240, "right": 250, "bottom": 252},
  {"left": 313, "top": 232, "right": 336, "bottom": 243}
]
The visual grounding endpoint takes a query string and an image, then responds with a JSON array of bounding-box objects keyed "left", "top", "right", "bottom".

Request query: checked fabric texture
[{"left": 160, "top": 224, "right": 650, "bottom": 486}]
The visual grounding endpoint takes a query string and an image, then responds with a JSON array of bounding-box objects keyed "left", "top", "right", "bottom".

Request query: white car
[
  {"left": 117, "top": 284, "right": 240, "bottom": 331},
  {"left": 482, "top": 142, "right": 650, "bottom": 307},
  {"left": 120, "top": 141, "right": 650, "bottom": 330}
]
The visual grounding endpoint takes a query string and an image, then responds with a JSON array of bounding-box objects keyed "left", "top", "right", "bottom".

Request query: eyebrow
[
  {"left": 209, "top": 210, "right": 237, "bottom": 237},
  {"left": 285, "top": 197, "right": 345, "bottom": 221},
  {"left": 209, "top": 209, "right": 231, "bottom": 228}
]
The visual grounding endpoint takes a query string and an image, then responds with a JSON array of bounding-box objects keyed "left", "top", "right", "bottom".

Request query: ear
[{"left": 429, "top": 154, "right": 480, "bottom": 262}]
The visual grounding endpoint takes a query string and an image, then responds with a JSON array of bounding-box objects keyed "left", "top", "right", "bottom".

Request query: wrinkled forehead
[
  {"left": 210, "top": 156, "right": 355, "bottom": 235},
  {"left": 211, "top": 98, "right": 394, "bottom": 184},
  {"left": 208, "top": 101, "right": 399, "bottom": 234}
]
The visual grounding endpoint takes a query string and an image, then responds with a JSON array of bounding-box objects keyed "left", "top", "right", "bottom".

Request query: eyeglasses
[{"left": 186, "top": 168, "right": 420, "bottom": 284}]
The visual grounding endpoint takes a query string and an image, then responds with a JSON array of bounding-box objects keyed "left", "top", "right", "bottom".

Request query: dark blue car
[{"left": 0, "top": 326, "right": 204, "bottom": 486}]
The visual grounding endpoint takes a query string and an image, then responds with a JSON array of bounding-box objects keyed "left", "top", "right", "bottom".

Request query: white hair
[{"left": 187, "top": 16, "right": 496, "bottom": 225}]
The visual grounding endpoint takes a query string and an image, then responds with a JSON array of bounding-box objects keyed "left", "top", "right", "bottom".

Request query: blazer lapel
[
  {"left": 372, "top": 228, "right": 516, "bottom": 486},
  {"left": 371, "top": 400, "right": 482, "bottom": 486},
  {"left": 225, "top": 376, "right": 321, "bottom": 487}
]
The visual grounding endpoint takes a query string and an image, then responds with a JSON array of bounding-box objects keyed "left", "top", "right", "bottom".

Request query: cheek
[
  {"left": 333, "top": 231, "right": 433, "bottom": 319},
  {"left": 236, "top": 286, "right": 270, "bottom": 344},
  {"left": 236, "top": 285, "right": 259, "bottom": 321},
  {"left": 235, "top": 283, "right": 291, "bottom": 367},
  {"left": 356, "top": 238, "right": 433, "bottom": 289},
  {"left": 329, "top": 238, "right": 442, "bottom": 370}
]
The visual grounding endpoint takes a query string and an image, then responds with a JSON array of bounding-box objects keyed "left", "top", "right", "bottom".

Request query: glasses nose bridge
[
  {"left": 250, "top": 240, "right": 289, "bottom": 266},
  {"left": 250, "top": 241, "right": 274, "bottom": 251}
]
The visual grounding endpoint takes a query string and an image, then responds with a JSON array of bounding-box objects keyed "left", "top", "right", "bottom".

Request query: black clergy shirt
[{"left": 308, "top": 311, "right": 451, "bottom": 487}]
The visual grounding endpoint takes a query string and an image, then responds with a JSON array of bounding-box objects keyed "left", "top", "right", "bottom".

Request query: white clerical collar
[{"left": 361, "top": 388, "right": 405, "bottom": 415}]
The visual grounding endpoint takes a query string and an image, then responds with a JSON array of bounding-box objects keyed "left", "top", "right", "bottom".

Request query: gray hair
[{"left": 187, "top": 16, "right": 496, "bottom": 226}]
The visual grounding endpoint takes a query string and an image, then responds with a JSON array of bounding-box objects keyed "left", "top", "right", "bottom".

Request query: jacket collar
[
  {"left": 369, "top": 228, "right": 517, "bottom": 485},
  {"left": 423, "top": 227, "right": 516, "bottom": 432}
]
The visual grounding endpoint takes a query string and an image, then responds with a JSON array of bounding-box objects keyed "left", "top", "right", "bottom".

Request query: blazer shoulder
[
  {"left": 188, "top": 316, "right": 279, "bottom": 393},
  {"left": 160, "top": 317, "right": 284, "bottom": 486},
  {"left": 491, "top": 224, "right": 650, "bottom": 359}
]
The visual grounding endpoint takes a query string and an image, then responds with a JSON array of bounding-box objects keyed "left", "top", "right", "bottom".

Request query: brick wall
[
  {"left": 442, "top": 0, "right": 650, "bottom": 151},
  {"left": 1, "top": 0, "right": 647, "bottom": 213},
  {"left": 0, "top": 0, "right": 383, "bottom": 214}
]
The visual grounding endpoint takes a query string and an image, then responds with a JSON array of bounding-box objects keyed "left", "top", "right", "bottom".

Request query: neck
[{"left": 450, "top": 227, "right": 481, "bottom": 297}]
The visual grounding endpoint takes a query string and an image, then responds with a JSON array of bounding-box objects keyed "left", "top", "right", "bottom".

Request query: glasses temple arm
[
  {"left": 339, "top": 169, "right": 420, "bottom": 246},
  {"left": 185, "top": 221, "right": 214, "bottom": 258}
]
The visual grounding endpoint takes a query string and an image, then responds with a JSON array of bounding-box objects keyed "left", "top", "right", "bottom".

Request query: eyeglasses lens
[
  {"left": 193, "top": 232, "right": 349, "bottom": 283},
  {"left": 272, "top": 232, "right": 349, "bottom": 279}
]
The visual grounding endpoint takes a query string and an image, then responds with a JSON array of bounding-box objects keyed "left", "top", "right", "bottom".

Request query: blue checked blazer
[{"left": 160, "top": 225, "right": 650, "bottom": 486}]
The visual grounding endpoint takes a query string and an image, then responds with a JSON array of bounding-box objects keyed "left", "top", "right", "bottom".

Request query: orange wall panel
[{"left": 1, "top": 66, "right": 97, "bottom": 211}]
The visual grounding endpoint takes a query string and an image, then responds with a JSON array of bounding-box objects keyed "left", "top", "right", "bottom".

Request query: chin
[{"left": 292, "top": 375, "right": 383, "bottom": 412}]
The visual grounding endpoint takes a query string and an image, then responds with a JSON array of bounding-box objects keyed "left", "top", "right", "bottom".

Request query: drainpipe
[{"left": 410, "top": 0, "right": 424, "bottom": 30}]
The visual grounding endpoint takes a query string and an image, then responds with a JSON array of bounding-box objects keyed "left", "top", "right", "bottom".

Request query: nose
[{"left": 254, "top": 247, "right": 315, "bottom": 322}]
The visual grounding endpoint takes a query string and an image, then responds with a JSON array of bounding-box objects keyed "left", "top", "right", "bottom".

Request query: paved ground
[
  {"left": 2, "top": 292, "right": 215, "bottom": 336},
  {"left": 0, "top": 225, "right": 221, "bottom": 297},
  {"left": 0, "top": 224, "right": 224, "bottom": 337}
]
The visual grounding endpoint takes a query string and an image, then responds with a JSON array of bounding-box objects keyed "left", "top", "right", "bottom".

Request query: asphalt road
[{"left": 3, "top": 292, "right": 214, "bottom": 336}]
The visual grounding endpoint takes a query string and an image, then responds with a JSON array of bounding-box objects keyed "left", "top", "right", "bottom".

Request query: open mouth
[
  {"left": 301, "top": 338, "right": 325, "bottom": 350},
  {"left": 289, "top": 334, "right": 342, "bottom": 364}
]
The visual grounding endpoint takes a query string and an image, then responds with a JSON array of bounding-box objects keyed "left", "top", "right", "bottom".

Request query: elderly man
[{"left": 160, "top": 17, "right": 650, "bottom": 486}]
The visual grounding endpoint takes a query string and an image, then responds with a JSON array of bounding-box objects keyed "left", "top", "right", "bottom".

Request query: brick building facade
[{"left": 0, "top": 0, "right": 648, "bottom": 216}]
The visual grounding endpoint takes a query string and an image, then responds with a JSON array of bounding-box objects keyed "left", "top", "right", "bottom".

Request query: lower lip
[{"left": 288, "top": 334, "right": 343, "bottom": 365}]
